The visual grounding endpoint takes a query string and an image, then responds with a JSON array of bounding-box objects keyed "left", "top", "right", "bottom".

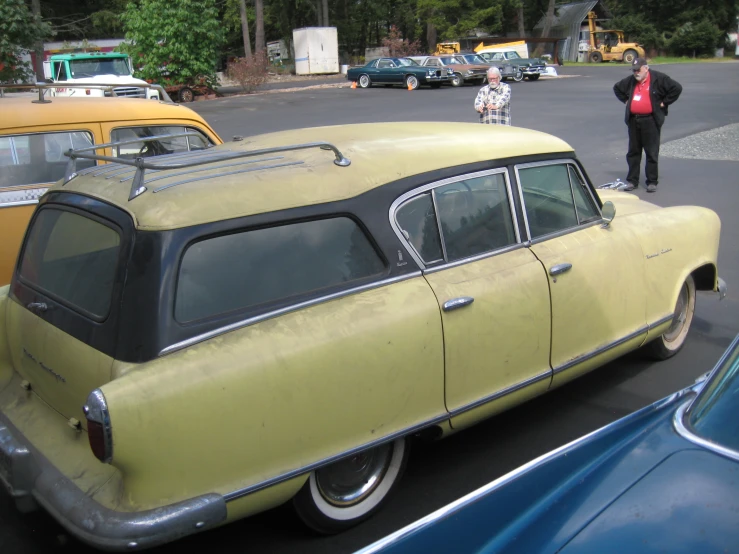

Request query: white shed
[{"left": 293, "top": 27, "right": 339, "bottom": 75}]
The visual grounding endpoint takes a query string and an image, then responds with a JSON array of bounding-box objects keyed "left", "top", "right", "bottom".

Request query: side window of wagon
[
  {"left": 517, "top": 163, "right": 582, "bottom": 239},
  {"left": 396, "top": 171, "right": 516, "bottom": 265},
  {"left": 175, "top": 217, "right": 386, "bottom": 322},
  {"left": 110, "top": 126, "right": 211, "bottom": 159},
  {"left": 435, "top": 173, "right": 516, "bottom": 261},
  {"left": 0, "top": 132, "right": 95, "bottom": 188}
]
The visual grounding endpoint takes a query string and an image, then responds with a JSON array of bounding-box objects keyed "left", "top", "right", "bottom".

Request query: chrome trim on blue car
[
  {"left": 355, "top": 386, "right": 697, "bottom": 554},
  {"left": 674, "top": 401, "right": 739, "bottom": 463},
  {"left": 159, "top": 272, "right": 423, "bottom": 356}
]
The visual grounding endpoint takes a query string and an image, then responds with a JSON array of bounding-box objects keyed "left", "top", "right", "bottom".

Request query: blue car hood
[{"left": 560, "top": 449, "right": 739, "bottom": 554}]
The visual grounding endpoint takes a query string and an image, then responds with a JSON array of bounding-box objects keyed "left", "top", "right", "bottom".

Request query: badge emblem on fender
[{"left": 22, "top": 348, "right": 67, "bottom": 383}]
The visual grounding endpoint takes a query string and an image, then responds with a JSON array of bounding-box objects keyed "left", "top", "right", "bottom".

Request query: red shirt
[{"left": 630, "top": 71, "right": 652, "bottom": 115}]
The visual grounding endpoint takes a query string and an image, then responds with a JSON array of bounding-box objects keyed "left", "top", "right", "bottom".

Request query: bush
[
  {"left": 227, "top": 51, "right": 269, "bottom": 93},
  {"left": 666, "top": 19, "right": 723, "bottom": 57},
  {"left": 610, "top": 15, "right": 663, "bottom": 51},
  {"left": 381, "top": 26, "right": 423, "bottom": 57}
]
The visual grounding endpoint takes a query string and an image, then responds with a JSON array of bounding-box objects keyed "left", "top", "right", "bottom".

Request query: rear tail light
[{"left": 83, "top": 389, "right": 113, "bottom": 463}]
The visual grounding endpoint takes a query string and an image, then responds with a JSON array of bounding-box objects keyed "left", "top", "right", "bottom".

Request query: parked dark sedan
[
  {"left": 479, "top": 50, "right": 547, "bottom": 81},
  {"left": 346, "top": 58, "right": 449, "bottom": 90},
  {"left": 457, "top": 52, "right": 523, "bottom": 82},
  {"left": 357, "top": 332, "right": 739, "bottom": 554}
]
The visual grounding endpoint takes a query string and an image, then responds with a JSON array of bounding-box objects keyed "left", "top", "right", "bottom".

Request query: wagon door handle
[
  {"left": 443, "top": 297, "right": 474, "bottom": 312},
  {"left": 549, "top": 263, "right": 572, "bottom": 276}
]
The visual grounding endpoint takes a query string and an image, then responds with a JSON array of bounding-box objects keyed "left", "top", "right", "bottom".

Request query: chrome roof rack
[
  {"left": 0, "top": 82, "right": 172, "bottom": 103},
  {"left": 62, "top": 136, "right": 352, "bottom": 201}
]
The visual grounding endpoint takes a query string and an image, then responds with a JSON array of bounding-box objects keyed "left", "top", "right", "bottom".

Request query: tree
[
  {"left": 255, "top": 0, "right": 265, "bottom": 52},
  {"left": 121, "top": 0, "right": 224, "bottom": 88},
  {"left": 239, "top": 0, "right": 253, "bottom": 56},
  {"left": 0, "top": 0, "right": 51, "bottom": 83}
]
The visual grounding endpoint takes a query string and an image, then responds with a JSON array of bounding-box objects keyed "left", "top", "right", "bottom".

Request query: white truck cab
[{"left": 43, "top": 51, "right": 160, "bottom": 100}]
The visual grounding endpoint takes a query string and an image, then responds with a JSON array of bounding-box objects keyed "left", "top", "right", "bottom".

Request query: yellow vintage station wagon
[
  {"left": 0, "top": 123, "right": 726, "bottom": 550},
  {"left": 0, "top": 93, "right": 222, "bottom": 286}
]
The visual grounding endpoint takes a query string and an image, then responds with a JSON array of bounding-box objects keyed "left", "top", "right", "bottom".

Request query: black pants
[{"left": 626, "top": 114, "right": 661, "bottom": 186}]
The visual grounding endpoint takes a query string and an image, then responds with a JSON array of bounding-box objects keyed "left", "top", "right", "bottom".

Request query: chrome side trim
[
  {"left": 674, "top": 401, "right": 739, "bottom": 463},
  {"left": 160, "top": 272, "right": 423, "bottom": 356},
  {"left": 152, "top": 161, "right": 304, "bottom": 193},
  {"left": 552, "top": 325, "right": 648, "bottom": 375},
  {"left": 423, "top": 243, "right": 526, "bottom": 275},
  {"left": 649, "top": 313, "right": 675, "bottom": 330},
  {"left": 448, "top": 371, "right": 551, "bottom": 417},
  {"left": 356, "top": 387, "right": 695, "bottom": 554},
  {"left": 389, "top": 168, "right": 520, "bottom": 270},
  {"left": 223, "top": 411, "right": 451, "bottom": 502},
  {"left": 0, "top": 188, "right": 47, "bottom": 206},
  {"left": 0, "top": 200, "right": 41, "bottom": 209}
]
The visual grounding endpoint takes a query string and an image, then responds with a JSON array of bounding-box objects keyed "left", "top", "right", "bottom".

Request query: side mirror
[{"left": 601, "top": 201, "right": 616, "bottom": 227}]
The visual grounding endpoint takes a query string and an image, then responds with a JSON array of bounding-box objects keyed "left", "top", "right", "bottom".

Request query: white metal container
[{"left": 293, "top": 27, "right": 339, "bottom": 75}]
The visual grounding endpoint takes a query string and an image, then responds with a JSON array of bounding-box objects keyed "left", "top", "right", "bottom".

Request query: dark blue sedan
[
  {"left": 346, "top": 58, "right": 450, "bottom": 90},
  {"left": 357, "top": 335, "right": 739, "bottom": 554}
]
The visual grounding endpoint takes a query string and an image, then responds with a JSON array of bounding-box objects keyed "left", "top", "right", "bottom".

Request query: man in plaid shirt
[{"left": 474, "top": 67, "right": 512, "bottom": 125}]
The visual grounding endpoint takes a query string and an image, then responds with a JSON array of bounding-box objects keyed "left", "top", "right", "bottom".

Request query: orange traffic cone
[
  {"left": 407, "top": 83, "right": 413, "bottom": 91},
  {"left": 351, "top": 81, "right": 357, "bottom": 89}
]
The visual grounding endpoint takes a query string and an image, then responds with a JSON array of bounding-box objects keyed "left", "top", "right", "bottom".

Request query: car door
[
  {"left": 515, "top": 160, "right": 647, "bottom": 388},
  {"left": 393, "top": 169, "right": 552, "bottom": 430},
  {"left": 376, "top": 59, "right": 398, "bottom": 84}
]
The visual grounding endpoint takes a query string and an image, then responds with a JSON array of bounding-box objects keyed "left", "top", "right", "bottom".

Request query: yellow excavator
[
  {"left": 434, "top": 42, "right": 461, "bottom": 55},
  {"left": 585, "top": 11, "right": 645, "bottom": 63}
]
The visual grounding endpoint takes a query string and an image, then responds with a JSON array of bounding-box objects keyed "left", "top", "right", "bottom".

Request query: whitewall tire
[
  {"left": 293, "top": 437, "right": 409, "bottom": 534},
  {"left": 645, "top": 275, "right": 696, "bottom": 360}
]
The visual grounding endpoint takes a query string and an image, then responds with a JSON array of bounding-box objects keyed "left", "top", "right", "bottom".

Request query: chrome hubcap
[
  {"left": 315, "top": 443, "right": 393, "bottom": 506},
  {"left": 408, "top": 77, "right": 417, "bottom": 88},
  {"left": 664, "top": 283, "right": 689, "bottom": 342},
  {"left": 360, "top": 76, "right": 369, "bottom": 87}
]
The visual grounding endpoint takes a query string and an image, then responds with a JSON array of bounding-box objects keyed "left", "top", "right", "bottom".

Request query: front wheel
[
  {"left": 450, "top": 73, "right": 463, "bottom": 87},
  {"left": 644, "top": 276, "right": 696, "bottom": 360},
  {"left": 178, "top": 87, "right": 194, "bottom": 103},
  {"left": 623, "top": 49, "right": 638, "bottom": 64},
  {"left": 405, "top": 75, "right": 419, "bottom": 90},
  {"left": 358, "top": 74, "right": 371, "bottom": 88},
  {"left": 293, "top": 438, "right": 409, "bottom": 534},
  {"left": 513, "top": 71, "right": 524, "bottom": 82}
]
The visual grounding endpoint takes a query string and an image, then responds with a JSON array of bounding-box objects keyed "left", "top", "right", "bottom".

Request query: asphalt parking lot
[{"left": 1, "top": 62, "right": 738, "bottom": 554}]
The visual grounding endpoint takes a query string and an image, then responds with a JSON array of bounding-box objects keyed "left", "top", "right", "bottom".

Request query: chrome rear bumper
[{"left": 0, "top": 415, "right": 227, "bottom": 551}]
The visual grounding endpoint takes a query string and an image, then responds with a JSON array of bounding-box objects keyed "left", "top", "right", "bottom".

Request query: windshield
[
  {"left": 396, "top": 58, "right": 419, "bottom": 66},
  {"left": 688, "top": 336, "right": 739, "bottom": 451},
  {"left": 441, "top": 57, "right": 463, "bottom": 65},
  {"left": 69, "top": 58, "right": 132, "bottom": 78}
]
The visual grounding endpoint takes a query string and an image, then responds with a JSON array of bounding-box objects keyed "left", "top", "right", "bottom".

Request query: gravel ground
[{"left": 662, "top": 122, "right": 739, "bottom": 161}]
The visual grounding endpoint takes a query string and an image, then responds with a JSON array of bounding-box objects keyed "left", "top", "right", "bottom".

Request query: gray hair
[{"left": 487, "top": 66, "right": 501, "bottom": 79}]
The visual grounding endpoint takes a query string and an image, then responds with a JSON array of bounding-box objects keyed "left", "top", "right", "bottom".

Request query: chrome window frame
[
  {"left": 368, "top": 59, "right": 379, "bottom": 69},
  {"left": 514, "top": 159, "right": 604, "bottom": 243},
  {"left": 390, "top": 168, "right": 521, "bottom": 270}
]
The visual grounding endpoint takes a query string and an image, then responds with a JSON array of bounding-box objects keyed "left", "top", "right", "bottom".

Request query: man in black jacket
[{"left": 613, "top": 58, "right": 682, "bottom": 193}]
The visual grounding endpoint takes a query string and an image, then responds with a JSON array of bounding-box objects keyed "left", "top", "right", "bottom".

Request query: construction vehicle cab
[
  {"left": 585, "top": 11, "right": 644, "bottom": 63},
  {"left": 434, "top": 42, "right": 460, "bottom": 55}
]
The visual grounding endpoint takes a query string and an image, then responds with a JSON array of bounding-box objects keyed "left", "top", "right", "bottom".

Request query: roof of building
[
  {"left": 0, "top": 97, "right": 219, "bottom": 139},
  {"left": 56, "top": 122, "right": 575, "bottom": 231}
]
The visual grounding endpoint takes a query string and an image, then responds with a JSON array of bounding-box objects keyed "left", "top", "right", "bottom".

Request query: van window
[{"left": 0, "top": 132, "right": 94, "bottom": 189}]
